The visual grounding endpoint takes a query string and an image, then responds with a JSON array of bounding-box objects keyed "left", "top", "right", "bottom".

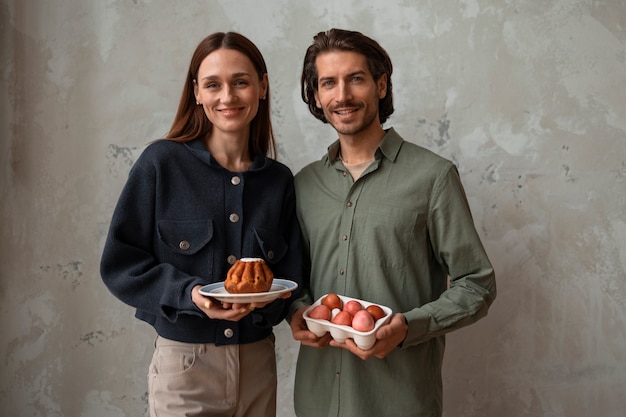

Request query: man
[{"left": 289, "top": 28, "right": 497, "bottom": 417}]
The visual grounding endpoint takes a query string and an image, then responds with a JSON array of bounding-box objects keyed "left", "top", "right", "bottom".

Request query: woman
[{"left": 100, "top": 32, "right": 303, "bottom": 417}]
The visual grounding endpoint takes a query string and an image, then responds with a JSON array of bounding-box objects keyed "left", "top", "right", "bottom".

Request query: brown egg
[
  {"left": 308, "top": 305, "right": 331, "bottom": 321},
  {"left": 331, "top": 310, "right": 353, "bottom": 326},
  {"left": 366, "top": 305, "right": 386, "bottom": 321},
  {"left": 322, "top": 293, "right": 343, "bottom": 310},
  {"left": 352, "top": 310, "right": 375, "bottom": 332},
  {"left": 343, "top": 300, "right": 363, "bottom": 316}
]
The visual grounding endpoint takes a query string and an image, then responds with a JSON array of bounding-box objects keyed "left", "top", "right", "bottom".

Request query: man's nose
[{"left": 336, "top": 81, "right": 352, "bottom": 103}]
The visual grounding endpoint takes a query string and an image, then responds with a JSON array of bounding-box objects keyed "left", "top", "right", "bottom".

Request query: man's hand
[
  {"left": 289, "top": 305, "right": 333, "bottom": 348},
  {"left": 329, "top": 313, "right": 408, "bottom": 360}
]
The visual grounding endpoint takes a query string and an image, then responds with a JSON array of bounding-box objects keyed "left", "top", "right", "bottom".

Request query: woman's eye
[
  {"left": 205, "top": 83, "right": 219, "bottom": 89},
  {"left": 234, "top": 80, "right": 249, "bottom": 86}
]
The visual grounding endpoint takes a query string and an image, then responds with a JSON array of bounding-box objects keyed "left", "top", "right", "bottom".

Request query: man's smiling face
[{"left": 313, "top": 51, "right": 387, "bottom": 140}]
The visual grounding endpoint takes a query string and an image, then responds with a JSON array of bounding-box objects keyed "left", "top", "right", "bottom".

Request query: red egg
[
  {"left": 343, "top": 300, "right": 363, "bottom": 316},
  {"left": 331, "top": 310, "right": 353, "bottom": 326},
  {"left": 322, "top": 293, "right": 343, "bottom": 310},
  {"left": 365, "top": 305, "right": 386, "bottom": 321},
  {"left": 352, "top": 310, "right": 375, "bottom": 332},
  {"left": 308, "top": 305, "right": 331, "bottom": 321}
]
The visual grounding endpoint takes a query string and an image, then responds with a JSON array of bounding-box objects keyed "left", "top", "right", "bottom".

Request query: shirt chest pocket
[
  {"left": 157, "top": 219, "right": 214, "bottom": 256},
  {"left": 360, "top": 204, "right": 423, "bottom": 269}
]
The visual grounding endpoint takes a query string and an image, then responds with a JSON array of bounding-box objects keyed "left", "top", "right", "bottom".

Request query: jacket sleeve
[
  {"left": 402, "top": 165, "right": 497, "bottom": 347},
  {"left": 100, "top": 161, "right": 205, "bottom": 323}
]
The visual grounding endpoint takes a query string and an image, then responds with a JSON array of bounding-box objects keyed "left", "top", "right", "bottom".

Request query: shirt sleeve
[{"left": 402, "top": 165, "right": 497, "bottom": 347}]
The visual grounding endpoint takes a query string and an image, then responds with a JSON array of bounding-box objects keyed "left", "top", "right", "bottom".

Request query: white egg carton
[{"left": 303, "top": 294, "right": 393, "bottom": 350}]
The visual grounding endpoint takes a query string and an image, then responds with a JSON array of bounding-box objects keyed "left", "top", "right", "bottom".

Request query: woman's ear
[
  {"left": 260, "top": 73, "right": 269, "bottom": 99},
  {"left": 193, "top": 79, "right": 200, "bottom": 104}
]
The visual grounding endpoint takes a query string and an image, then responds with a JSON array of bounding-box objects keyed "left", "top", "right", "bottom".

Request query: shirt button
[
  {"left": 231, "top": 176, "right": 241, "bottom": 185},
  {"left": 267, "top": 250, "right": 274, "bottom": 260},
  {"left": 179, "top": 240, "right": 190, "bottom": 251},
  {"left": 229, "top": 213, "right": 239, "bottom": 223},
  {"left": 346, "top": 201, "right": 353, "bottom": 207},
  {"left": 224, "top": 328, "right": 234, "bottom": 338},
  {"left": 339, "top": 269, "right": 345, "bottom": 275},
  {"left": 342, "top": 235, "right": 348, "bottom": 241},
  {"left": 227, "top": 255, "right": 237, "bottom": 264}
]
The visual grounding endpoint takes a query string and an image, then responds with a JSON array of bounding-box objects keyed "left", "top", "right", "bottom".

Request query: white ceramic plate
[{"left": 199, "top": 279, "right": 298, "bottom": 303}]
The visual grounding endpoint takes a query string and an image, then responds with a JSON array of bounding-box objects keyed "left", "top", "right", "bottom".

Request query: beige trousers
[{"left": 148, "top": 335, "right": 277, "bottom": 417}]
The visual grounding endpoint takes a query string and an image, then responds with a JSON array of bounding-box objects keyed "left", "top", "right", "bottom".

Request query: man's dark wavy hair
[{"left": 301, "top": 28, "right": 394, "bottom": 124}]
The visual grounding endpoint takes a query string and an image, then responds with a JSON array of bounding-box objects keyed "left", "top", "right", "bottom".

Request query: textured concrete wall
[{"left": 1, "top": 1, "right": 625, "bottom": 416}]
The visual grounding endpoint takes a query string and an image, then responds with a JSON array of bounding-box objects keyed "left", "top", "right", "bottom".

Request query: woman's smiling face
[{"left": 194, "top": 48, "right": 267, "bottom": 139}]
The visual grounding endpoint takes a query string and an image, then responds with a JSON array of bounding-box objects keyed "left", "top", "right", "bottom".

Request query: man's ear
[
  {"left": 377, "top": 73, "right": 388, "bottom": 99},
  {"left": 313, "top": 90, "right": 322, "bottom": 108}
]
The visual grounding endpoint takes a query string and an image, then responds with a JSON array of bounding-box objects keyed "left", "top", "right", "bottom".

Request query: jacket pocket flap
[
  {"left": 157, "top": 219, "right": 213, "bottom": 255},
  {"left": 253, "top": 227, "right": 287, "bottom": 264}
]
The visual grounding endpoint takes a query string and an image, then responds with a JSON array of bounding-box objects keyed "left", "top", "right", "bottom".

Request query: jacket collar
[{"left": 185, "top": 138, "right": 271, "bottom": 171}]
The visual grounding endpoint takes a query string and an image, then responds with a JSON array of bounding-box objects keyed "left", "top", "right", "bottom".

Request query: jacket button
[
  {"left": 179, "top": 240, "right": 190, "bottom": 250},
  {"left": 224, "top": 328, "right": 234, "bottom": 338},
  {"left": 231, "top": 176, "right": 241, "bottom": 185},
  {"left": 229, "top": 213, "right": 239, "bottom": 223},
  {"left": 267, "top": 250, "right": 274, "bottom": 260},
  {"left": 227, "top": 255, "right": 237, "bottom": 264}
]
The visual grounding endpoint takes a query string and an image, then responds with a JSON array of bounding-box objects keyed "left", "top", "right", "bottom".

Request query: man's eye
[{"left": 321, "top": 80, "right": 334, "bottom": 87}]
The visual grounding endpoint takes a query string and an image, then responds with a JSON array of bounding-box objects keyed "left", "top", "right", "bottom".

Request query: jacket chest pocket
[
  {"left": 157, "top": 219, "right": 214, "bottom": 274},
  {"left": 253, "top": 226, "right": 287, "bottom": 265}
]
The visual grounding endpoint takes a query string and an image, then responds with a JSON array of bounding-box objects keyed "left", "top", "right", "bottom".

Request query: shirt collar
[
  {"left": 378, "top": 127, "right": 403, "bottom": 162},
  {"left": 324, "top": 127, "right": 403, "bottom": 166}
]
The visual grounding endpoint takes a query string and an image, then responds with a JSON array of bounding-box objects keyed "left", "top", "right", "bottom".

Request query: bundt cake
[{"left": 224, "top": 258, "right": 274, "bottom": 294}]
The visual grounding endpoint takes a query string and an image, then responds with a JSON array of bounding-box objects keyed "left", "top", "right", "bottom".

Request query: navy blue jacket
[{"left": 100, "top": 138, "right": 304, "bottom": 345}]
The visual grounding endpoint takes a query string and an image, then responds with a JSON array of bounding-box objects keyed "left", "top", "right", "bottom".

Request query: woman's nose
[{"left": 221, "top": 85, "right": 237, "bottom": 102}]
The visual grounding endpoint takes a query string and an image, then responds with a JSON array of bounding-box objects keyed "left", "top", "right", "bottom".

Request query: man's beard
[{"left": 325, "top": 103, "right": 379, "bottom": 136}]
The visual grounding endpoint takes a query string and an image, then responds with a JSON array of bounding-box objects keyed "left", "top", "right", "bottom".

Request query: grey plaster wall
[{"left": 1, "top": 1, "right": 625, "bottom": 416}]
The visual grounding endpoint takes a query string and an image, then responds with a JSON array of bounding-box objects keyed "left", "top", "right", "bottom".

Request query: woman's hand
[
  {"left": 191, "top": 285, "right": 293, "bottom": 322},
  {"left": 191, "top": 285, "right": 252, "bottom": 322}
]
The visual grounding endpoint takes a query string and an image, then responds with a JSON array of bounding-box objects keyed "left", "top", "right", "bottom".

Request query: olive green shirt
[{"left": 291, "top": 128, "right": 496, "bottom": 417}]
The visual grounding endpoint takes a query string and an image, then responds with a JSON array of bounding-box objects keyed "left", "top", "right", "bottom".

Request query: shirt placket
[{"left": 336, "top": 172, "right": 365, "bottom": 294}]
